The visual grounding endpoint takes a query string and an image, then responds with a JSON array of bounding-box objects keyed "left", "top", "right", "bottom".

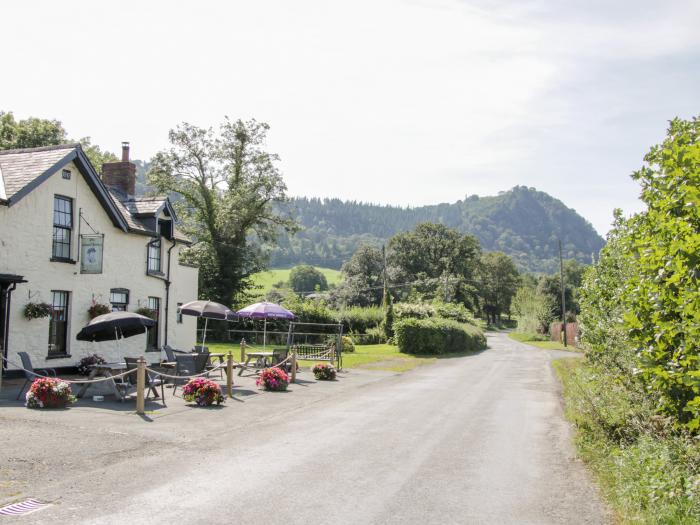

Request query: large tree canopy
[
  {"left": 0, "top": 111, "right": 117, "bottom": 171},
  {"left": 476, "top": 251, "right": 520, "bottom": 323},
  {"left": 148, "top": 118, "right": 295, "bottom": 306}
]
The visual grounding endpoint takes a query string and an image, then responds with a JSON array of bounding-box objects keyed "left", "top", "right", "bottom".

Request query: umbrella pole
[
  {"left": 202, "top": 317, "right": 208, "bottom": 347},
  {"left": 263, "top": 318, "right": 267, "bottom": 349}
]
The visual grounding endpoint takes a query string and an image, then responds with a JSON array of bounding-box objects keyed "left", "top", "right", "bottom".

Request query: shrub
[
  {"left": 394, "top": 302, "right": 436, "bottom": 320},
  {"left": 433, "top": 302, "right": 475, "bottom": 324},
  {"left": 26, "top": 378, "right": 76, "bottom": 408},
  {"left": 182, "top": 378, "right": 224, "bottom": 406},
  {"left": 312, "top": 363, "right": 337, "bottom": 380},
  {"left": 256, "top": 367, "right": 289, "bottom": 391},
  {"left": 77, "top": 353, "right": 106, "bottom": 376},
  {"left": 349, "top": 327, "right": 387, "bottom": 345},
  {"left": 394, "top": 318, "right": 486, "bottom": 355},
  {"left": 135, "top": 306, "right": 157, "bottom": 320},
  {"left": 340, "top": 335, "right": 355, "bottom": 353},
  {"left": 336, "top": 306, "right": 384, "bottom": 333},
  {"left": 23, "top": 302, "right": 52, "bottom": 320}
]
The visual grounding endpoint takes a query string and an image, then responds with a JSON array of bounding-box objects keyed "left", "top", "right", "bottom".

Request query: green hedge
[
  {"left": 337, "top": 306, "right": 384, "bottom": 333},
  {"left": 394, "top": 318, "right": 486, "bottom": 355}
]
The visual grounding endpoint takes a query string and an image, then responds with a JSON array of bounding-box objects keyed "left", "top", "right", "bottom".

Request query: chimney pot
[
  {"left": 121, "top": 142, "right": 130, "bottom": 162},
  {"left": 102, "top": 143, "right": 136, "bottom": 197}
]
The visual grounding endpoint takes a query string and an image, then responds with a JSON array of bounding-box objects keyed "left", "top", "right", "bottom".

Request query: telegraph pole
[{"left": 559, "top": 239, "right": 567, "bottom": 347}]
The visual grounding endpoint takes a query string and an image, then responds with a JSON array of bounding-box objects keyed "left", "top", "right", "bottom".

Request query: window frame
[
  {"left": 146, "top": 296, "right": 161, "bottom": 351},
  {"left": 110, "top": 288, "right": 129, "bottom": 312},
  {"left": 48, "top": 290, "right": 70, "bottom": 357},
  {"left": 176, "top": 302, "right": 183, "bottom": 324},
  {"left": 147, "top": 237, "right": 162, "bottom": 275},
  {"left": 51, "top": 195, "right": 73, "bottom": 262}
]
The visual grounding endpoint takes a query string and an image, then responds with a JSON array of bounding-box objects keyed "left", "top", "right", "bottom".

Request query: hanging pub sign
[{"left": 80, "top": 235, "right": 104, "bottom": 274}]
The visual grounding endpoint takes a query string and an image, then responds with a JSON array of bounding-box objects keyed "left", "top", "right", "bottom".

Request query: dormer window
[
  {"left": 52, "top": 195, "right": 73, "bottom": 261},
  {"left": 147, "top": 238, "right": 162, "bottom": 273}
]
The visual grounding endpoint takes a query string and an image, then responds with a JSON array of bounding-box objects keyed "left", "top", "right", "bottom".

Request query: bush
[
  {"left": 433, "top": 302, "right": 475, "bottom": 324},
  {"left": 394, "top": 302, "right": 435, "bottom": 320},
  {"left": 394, "top": 318, "right": 486, "bottom": 355},
  {"left": 350, "top": 327, "right": 387, "bottom": 345},
  {"left": 336, "top": 306, "right": 384, "bottom": 333},
  {"left": 312, "top": 363, "right": 337, "bottom": 380},
  {"left": 340, "top": 335, "right": 355, "bottom": 353},
  {"left": 135, "top": 306, "right": 157, "bottom": 320}
]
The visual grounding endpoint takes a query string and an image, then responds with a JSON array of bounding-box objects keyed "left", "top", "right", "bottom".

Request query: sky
[{"left": 2, "top": 0, "right": 699, "bottom": 235}]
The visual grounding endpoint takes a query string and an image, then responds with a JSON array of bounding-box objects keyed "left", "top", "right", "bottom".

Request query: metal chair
[
  {"left": 123, "top": 357, "right": 166, "bottom": 405},
  {"left": 16, "top": 352, "right": 56, "bottom": 400},
  {"left": 162, "top": 345, "right": 187, "bottom": 364},
  {"left": 172, "top": 354, "right": 197, "bottom": 396}
]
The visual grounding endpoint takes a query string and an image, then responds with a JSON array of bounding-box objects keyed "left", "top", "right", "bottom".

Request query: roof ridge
[{"left": 0, "top": 143, "right": 81, "bottom": 156}]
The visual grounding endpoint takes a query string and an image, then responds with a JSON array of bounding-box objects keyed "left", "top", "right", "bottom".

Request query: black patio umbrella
[
  {"left": 76, "top": 311, "right": 156, "bottom": 342},
  {"left": 178, "top": 300, "right": 237, "bottom": 346}
]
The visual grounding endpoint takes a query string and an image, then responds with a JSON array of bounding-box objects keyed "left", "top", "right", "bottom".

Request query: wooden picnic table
[{"left": 76, "top": 362, "right": 128, "bottom": 401}]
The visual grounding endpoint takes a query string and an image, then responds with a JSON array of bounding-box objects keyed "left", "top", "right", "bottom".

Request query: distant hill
[{"left": 268, "top": 186, "right": 605, "bottom": 273}]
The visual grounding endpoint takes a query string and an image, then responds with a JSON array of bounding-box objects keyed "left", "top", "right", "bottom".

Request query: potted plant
[
  {"left": 23, "top": 302, "right": 52, "bottom": 320},
  {"left": 256, "top": 367, "right": 289, "bottom": 391},
  {"left": 312, "top": 363, "right": 337, "bottom": 380},
  {"left": 182, "top": 378, "right": 224, "bottom": 407},
  {"left": 88, "top": 300, "right": 110, "bottom": 319},
  {"left": 77, "top": 354, "right": 106, "bottom": 376},
  {"left": 26, "top": 378, "right": 76, "bottom": 408}
]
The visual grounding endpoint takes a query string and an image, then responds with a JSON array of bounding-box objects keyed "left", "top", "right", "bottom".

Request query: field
[{"left": 250, "top": 267, "right": 343, "bottom": 292}]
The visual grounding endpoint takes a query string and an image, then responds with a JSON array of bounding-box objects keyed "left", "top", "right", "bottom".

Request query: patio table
[
  {"left": 76, "top": 362, "right": 128, "bottom": 402},
  {"left": 237, "top": 351, "right": 275, "bottom": 376}
]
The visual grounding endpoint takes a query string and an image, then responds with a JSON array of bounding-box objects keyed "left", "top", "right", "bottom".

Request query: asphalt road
[{"left": 16, "top": 332, "right": 608, "bottom": 524}]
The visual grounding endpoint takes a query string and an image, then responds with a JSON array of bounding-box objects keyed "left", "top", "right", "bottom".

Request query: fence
[{"left": 550, "top": 322, "right": 579, "bottom": 347}]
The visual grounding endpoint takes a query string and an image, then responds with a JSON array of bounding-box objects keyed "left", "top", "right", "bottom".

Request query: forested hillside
[{"left": 268, "top": 186, "right": 604, "bottom": 273}]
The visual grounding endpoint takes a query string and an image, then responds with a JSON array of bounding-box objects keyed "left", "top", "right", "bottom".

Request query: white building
[{"left": 0, "top": 142, "right": 198, "bottom": 372}]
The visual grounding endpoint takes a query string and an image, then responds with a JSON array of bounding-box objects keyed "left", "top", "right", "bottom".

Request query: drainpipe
[{"left": 164, "top": 239, "right": 177, "bottom": 346}]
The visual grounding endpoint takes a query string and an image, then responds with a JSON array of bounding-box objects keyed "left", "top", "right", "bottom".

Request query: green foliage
[
  {"left": 334, "top": 244, "right": 385, "bottom": 306},
  {"left": 394, "top": 302, "right": 436, "bottom": 320},
  {"left": 135, "top": 306, "right": 157, "bottom": 320},
  {"left": 281, "top": 297, "right": 337, "bottom": 326},
  {"left": 336, "top": 306, "right": 384, "bottom": 334},
  {"left": 288, "top": 264, "right": 328, "bottom": 293},
  {"left": 512, "top": 286, "right": 555, "bottom": 334},
  {"left": 251, "top": 267, "right": 341, "bottom": 294},
  {"left": 23, "top": 302, "right": 52, "bottom": 320},
  {"left": 0, "top": 111, "right": 67, "bottom": 149},
  {"left": 382, "top": 288, "right": 395, "bottom": 339},
  {"left": 476, "top": 251, "right": 520, "bottom": 323},
  {"left": 264, "top": 187, "right": 604, "bottom": 273},
  {"left": 394, "top": 318, "right": 486, "bottom": 355},
  {"left": 433, "top": 302, "right": 475, "bottom": 324},
  {"left": 350, "top": 326, "right": 389, "bottom": 345},
  {"left": 148, "top": 118, "right": 296, "bottom": 306},
  {"left": 341, "top": 336, "right": 355, "bottom": 353},
  {"left": 555, "top": 358, "right": 700, "bottom": 523}
]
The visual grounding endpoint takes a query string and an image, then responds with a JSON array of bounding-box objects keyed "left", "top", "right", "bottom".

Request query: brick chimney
[{"left": 102, "top": 141, "right": 136, "bottom": 197}]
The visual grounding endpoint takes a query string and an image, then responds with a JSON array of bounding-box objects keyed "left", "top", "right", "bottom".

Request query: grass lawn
[
  {"left": 205, "top": 342, "right": 437, "bottom": 373},
  {"left": 250, "top": 267, "right": 342, "bottom": 293},
  {"left": 508, "top": 331, "right": 578, "bottom": 351}
]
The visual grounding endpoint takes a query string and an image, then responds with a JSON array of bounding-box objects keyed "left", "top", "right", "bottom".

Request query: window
[
  {"left": 48, "top": 291, "right": 69, "bottom": 356},
  {"left": 147, "top": 238, "right": 161, "bottom": 273},
  {"left": 52, "top": 196, "right": 73, "bottom": 260},
  {"left": 61, "top": 169, "right": 71, "bottom": 180},
  {"left": 176, "top": 302, "right": 183, "bottom": 324},
  {"left": 147, "top": 297, "right": 160, "bottom": 351},
  {"left": 110, "top": 289, "right": 129, "bottom": 311}
]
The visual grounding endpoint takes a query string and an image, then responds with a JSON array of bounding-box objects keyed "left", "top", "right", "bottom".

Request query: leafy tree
[
  {"left": 476, "top": 251, "right": 520, "bottom": 324},
  {"left": 512, "top": 286, "right": 554, "bottom": 334},
  {"left": 289, "top": 265, "right": 328, "bottom": 293},
  {"left": 621, "top": 117, "right": 700, "bottom": 429},
  {"left": 333, "top": 245, "right": 385, "bottom": 306},
  {"left": 388, "top": 222, "right": 480, "bottom": 305},
  {"left": 148, "top": 118, "right": 296, "bottom": 306},
  {"left": 382, "top": 283, "right": 394, "bottom": 339},
  {"left": 0, "top": 111, "right": 117, "bottom": 172}
]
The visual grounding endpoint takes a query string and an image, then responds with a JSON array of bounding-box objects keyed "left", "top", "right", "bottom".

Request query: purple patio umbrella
[{"left": 236, "top": 301, "right": 295, "bottom": 347}]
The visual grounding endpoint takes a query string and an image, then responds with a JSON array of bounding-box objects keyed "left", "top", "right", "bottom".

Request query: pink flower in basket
[
  {"left": 256, "top": 367, "right": 289, "bottom": 391},
  {"left": 182, "top": 377, "right": 224, "bottom": 406}
]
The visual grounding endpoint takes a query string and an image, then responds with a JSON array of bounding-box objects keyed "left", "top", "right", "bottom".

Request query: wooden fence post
[
  {"left": 226, "top": 352, "right": 233, "bottom": 398},
  {"left": 291, "top": 350, "right": 297, "bottom": 383},
  {"left": 136, "top": 356, "right": 146, "bottom": 415}
]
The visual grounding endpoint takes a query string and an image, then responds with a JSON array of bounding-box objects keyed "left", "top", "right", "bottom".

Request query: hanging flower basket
[
  {"left": 256, "top": 367, "right": 289, "bottom": 391},
  {"left": 23, "top": 302, "right": 52, "bottom": 320},
  {"left": 312, "top": 363, "right": 337, "bottom": 381},
  {"left": 26, "top": 378, "right": 76, "bottom": 409},
  {"left": 88, "top": 302, "right": 110, "bottom": 319},
  {"left": 182, "top": 378, "right": 224, "bottom": 407}
]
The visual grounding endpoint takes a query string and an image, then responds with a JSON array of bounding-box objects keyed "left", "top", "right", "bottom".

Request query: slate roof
[
  {"left": 0, "top": 144, "right": 190, "bottom": 244},
  {"left": 0, "top": 144, "right": 80, "bottom": 200}
]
